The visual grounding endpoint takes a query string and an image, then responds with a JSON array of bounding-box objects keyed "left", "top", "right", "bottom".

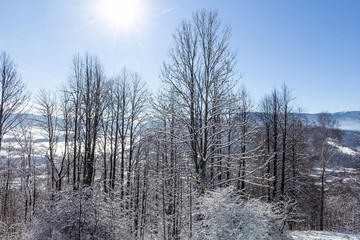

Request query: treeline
[{"left": 0, "top": 9, "right": 359, "bottom": 240}]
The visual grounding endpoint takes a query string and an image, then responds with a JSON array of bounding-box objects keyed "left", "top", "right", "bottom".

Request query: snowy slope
[
  {"left": 328, "top": 140, "right": 358, "bottom": 156},
  {"left": 290, "top": 231, "right": 360, "bottom": 240}
]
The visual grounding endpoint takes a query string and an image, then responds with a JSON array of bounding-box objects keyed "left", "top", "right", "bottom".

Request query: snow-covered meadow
[{"left": 291, "top": 231, "right": 360, "bottom": 240}]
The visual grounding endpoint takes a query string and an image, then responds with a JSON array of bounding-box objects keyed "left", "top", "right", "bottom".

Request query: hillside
[
  {"left": 291, "top": 231, "right": 360, "bottom": 240},
  {"left": 305, "top": 111, "right": 360, "bottom": 131}
]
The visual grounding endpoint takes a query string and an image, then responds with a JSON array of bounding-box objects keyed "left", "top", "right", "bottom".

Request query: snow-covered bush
[
  {"left": 20, "top": 189, "right": 132, "bottom": 240},
  {"left": 192, "top": 187, "right": 290, "bottom": 240}
]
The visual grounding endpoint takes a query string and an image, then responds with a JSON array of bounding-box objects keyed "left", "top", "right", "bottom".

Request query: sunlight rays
[
  {"left": 97, "top": 0, "right": 141, "bottom": 29},
  {"left": 91, "top": 0, "right": 145, "bottom": 40}
]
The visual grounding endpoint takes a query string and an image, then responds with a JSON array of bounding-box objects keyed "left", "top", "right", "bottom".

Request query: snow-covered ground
[
  {"left": 290, "top": 231, "right": 360, "bottom": 240},
  {"left": 328, "top": 140, "right": 358, "bottom": 156}
]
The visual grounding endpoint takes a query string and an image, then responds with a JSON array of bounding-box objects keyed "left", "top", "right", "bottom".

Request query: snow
[
  {"left": 336, "top": 145, "right": 357, "bottom": 155},
  {"left": 328, "top": 141, "right": 358, "bottom": 156},
  {"left": 312, "top": 167, "right": 357, "bottom": 174},
  {"left": 290, "top": 231, "right": 360, "bottom": 240}
]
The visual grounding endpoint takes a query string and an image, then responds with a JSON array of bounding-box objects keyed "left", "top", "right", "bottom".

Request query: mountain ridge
[{"left": 304, "top": 111, "right": 360, "bottom": 131}]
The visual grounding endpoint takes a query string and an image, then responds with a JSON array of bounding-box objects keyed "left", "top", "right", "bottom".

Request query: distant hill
[
  {"left": 21, "top": 111, "right": 360, "bottom": 131},
  {"left": 304, "top": 111, "right": 360, "bottom": 131}
]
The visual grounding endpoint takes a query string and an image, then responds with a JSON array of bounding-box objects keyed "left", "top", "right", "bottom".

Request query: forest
[{"left": 0, "top": 9, "right": 359, "bottom": 240}]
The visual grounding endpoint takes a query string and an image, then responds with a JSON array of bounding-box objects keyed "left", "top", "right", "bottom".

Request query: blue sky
[{"left": 0, "top": 0, "right": 359, "bottom": 113}]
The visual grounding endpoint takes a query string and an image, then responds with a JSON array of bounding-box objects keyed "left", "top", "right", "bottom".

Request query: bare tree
[
  {"left": 312, "top": 112, "right": 342, "bottom": 231},
  {"left": 13, "top": 118, "right": 37, "bottom": 223},
  {"left": 59, "top": 86, "right": 73, "bottom": 185},
  {"left": 234, "top": 88, "right": 261, "bottom": 194},
  {"left": 259, "top": 89, "right": 281, "bottom": 201},
  {"left": 66, "top": 53, "right": 107, "bottom": 188},
  {"left": 150, "top": 90, "right": 187, "bottom": 239},
  {"left": 127, "top": 73, "right": 148, "bottom": 194},
  {"left": 82, "top": 54, "right": 106, "bottom": 187},
  {"left": 0, "top": 51, "right": 29, "bottom": 152},
  {"left": 67, "top": 54, "right": 84, "bottom": 190},
  {"left": 103, "top": 70, "right": 129, "bottom": 193},
  {"left": 161, "top": 9, "right": 237, "bottom": 191},
  {"left": 36, "top": 90, "right": 67, "bottom": 191}
]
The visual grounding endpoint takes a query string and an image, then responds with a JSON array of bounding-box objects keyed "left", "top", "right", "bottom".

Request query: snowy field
[{"left": 290, "top": 231, "right": 360, "bottom": 240}]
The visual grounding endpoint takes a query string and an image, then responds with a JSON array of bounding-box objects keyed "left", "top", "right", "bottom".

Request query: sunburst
[{"left": 94, "top": 0, "right": 143, "bottom": 33}]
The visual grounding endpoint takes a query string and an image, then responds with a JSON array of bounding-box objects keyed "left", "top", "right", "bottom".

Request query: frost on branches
[{"left": 192, "top": 187, "right": 290, "bottom": 240}]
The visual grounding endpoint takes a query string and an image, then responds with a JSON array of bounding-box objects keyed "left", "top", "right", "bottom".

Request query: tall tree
[
  {"left": 127, "top": 73, "right": 148, "bottom": 194},
  {"left": 161, "top": 9, "right": 237, "bottom": 190},
  {"left": 259, "top": 89, "right": 281, "bottom": 201},
  {"left": 36, "top": 90, "right": 67, "bottom": 191},
  {"left": 312, "top": 112, "right": 342, "bottom": 231},
  {"left": 13, "top": 119, "right": 37, "bottom": 223},
  {"left": 235, "top": 88, "right": 261, "bottom": 194},
  {"left": 0, "top": 51, "right": 29, "bottom": 152},
  {"left": 67, "top": 54, "right": 84, "bottom": 190},
  {"left": 82, "top": 54, "right": 106, "bottom": 187}
]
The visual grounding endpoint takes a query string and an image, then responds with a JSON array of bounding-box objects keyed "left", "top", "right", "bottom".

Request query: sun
[{"left": 95, "top": 0, "right": 143, "bottom": 31}]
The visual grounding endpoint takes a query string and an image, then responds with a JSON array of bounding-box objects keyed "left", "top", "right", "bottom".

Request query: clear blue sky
[{"left": 1, "top": 0, "right": 359, "bottom": 113}]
